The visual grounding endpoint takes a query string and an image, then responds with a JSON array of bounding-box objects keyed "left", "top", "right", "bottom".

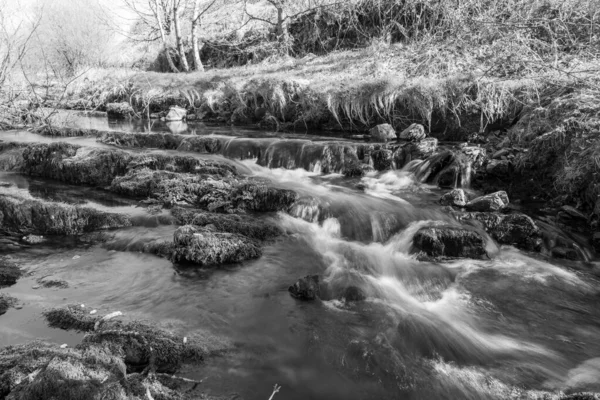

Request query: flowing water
[{"left": 1, "top": 116, "right": 600, "bottom": 399}]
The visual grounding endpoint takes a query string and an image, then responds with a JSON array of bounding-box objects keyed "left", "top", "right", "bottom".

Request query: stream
[{"left": 1, "top": 114, "right": 600, "bottom": 399}]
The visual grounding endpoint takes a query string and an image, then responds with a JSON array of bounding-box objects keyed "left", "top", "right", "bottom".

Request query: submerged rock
[
  {"left": 551, "top": 246, "right": 580, "bottom": 260},
  {"left": 398, "top": 123, "right": 426, "bottom": 142},
  {"left": 456, "top": 212, "right": 542, "bottom": 251},
  {"left": 465, "top": 191, "right": 509, "bottom": 212},
  {"left": 369, "top": 124, "right": 396, "bottom": 142},
  {"left": 440, "top": 189, "right": 468, "bottom": 207},
  {"left": 0, "top": 259, "right": 22, "bottom": 287},
  {"left": 289, "top": 275, "right": 320, "bottom": 300},
  {"left": 341, "top": 286, "right": 366, "bottom": 302},
  {"left": 0, "top": 193, "right": 131, "bottom": 235},
  {"left": 412, "top": 226, "right": 488, "bottom": 259},
  {"left": 171, "top": 225, "right": 261, "bottom": 266}
]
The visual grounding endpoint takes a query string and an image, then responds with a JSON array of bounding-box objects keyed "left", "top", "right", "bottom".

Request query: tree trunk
[
  {"left": 191, "top": 0, "right": 204, "bottom": 71},
  {"left": 173, "top": 0, "right": 190, "bottom": 72},
  {"left": 154, "top": 0, "right": 179, "bottom": 73}
]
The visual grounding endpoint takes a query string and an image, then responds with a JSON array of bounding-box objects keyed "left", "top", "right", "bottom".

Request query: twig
[{"left": 268, "top": 384, "right": 281, "bottom": 400}]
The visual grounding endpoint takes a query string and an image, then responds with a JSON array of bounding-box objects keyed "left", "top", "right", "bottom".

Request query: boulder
[
  {"left": 165, "top": 106, "right": 187, "bottom": 122},
  {"left": 289, "top": 275, "right": 320, "bottom": 300},
  {"left": 393, "top": 138, "right": 438, "bottom": 168},
  {"left": 371, "top": 149, "right": 393, "bottom": 171},
  {"left": 456, "top": 212, "right": 542, "bottom": 251},
  {"left": 398, "top": 123, "right": 426, "bottom": 142},
  {"left": 369, "top": 124, "right": 396, "bottom": 142},
  {"left": 412, "top": 226, "right": 488, "bottom": 259},
  {"left": 171, "top": 225, "right": 261, "bottom": 266},
  {"left": 465, "top": 191, "right": 509, "bottom": 212},
  {"left": 440, "top": 189, "right": 468, "bottom": 207},
  {"left": 486, "top": 159, "right": 511, "bottom": 178},
  {"left": 342, "top": 161, "right": 374, "bottom": 177},
  {"left": 106, "top": 102, "right": 134, "bottom": 119},
  {"left": 437, "top": 163, "right": 461, "bottom": 188}
]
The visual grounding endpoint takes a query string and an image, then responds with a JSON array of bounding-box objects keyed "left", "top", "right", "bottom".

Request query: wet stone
[
  {"left": 21, "top": 234, "right": 44, "bottom": 244},
  {"left": 0, "top": 294, "right": 16, "bottom": 315},
  {"left": 398, "top": 123, "right": 426, "bottom": 142},
  {"left": 551, "top": 246, "right": 580, "bottom": 260},
  {"left": 341, "top": 286, "right": 366, "bottom": 302},
  {"left": 440, "top": 189, "right": 468, "bottom": 207},
  {"left": 171, "top": 225, "right": 261, "bottom": 266},
  {"left": 371, "top": 149, "right": 393, "bottom": 171},
  {"left": 289, "top": 275, "right": 321, "bottom": 300},
  {"left": 412, "top": 226, "right": 488, "bottom": 260},
  {"left": 465, "top": 191, "right": 509, "bottom": 212}
]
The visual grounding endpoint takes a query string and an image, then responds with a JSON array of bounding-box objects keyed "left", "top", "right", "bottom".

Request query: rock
[
  {"left": 393, "top": 138, "right": 438, "bottom": 168},
  {"left": 342, "top": 161, "right": 374, "bottom": 177},
  {"left": 456, "top": 212, "right": 542, "bottom": 251},
  {"left": 398, "top": 123, "right": 426, "bottom": 142},
  {"left": 105, "top": 102, "right": 134, "bottom": 119},
  {"left": 172, "top": 208, "right": 282, "bottom": 241},
  {"left": 37, "top": 276, "right": 69, "bottom": 289},
  {"left": 371, "top": 149, "right": 393, "bottom": 171},
  {"left": 21, "top": 234, "right": 44, "bottom": 244},
  {"left": 0, "top": 294, "right": 16, "bottom": 315},
  {"left": 551, "top": 246, "right": 580, "bottom": 260},
  {"left": 0, "top": 259, "right": 22, "bottom": 287},
  {"left": 461, "top": 146, "right": 487, "bottom": 170},
  {"left": 289, "top": 275, "right": 320, "bottom": 300},
  {"left": 465, "top": 191, "right": 509, "bottom": 212},
  {"left": 171, "top": 225, "right": 261, "bottom": 266},
  {"left": 493, "top": 149, "right": 510, "bottom": 159},
  {"left": 437, "top": 163, "right": 461, "bottom": 188},
  {"left": 44, "top": 305, "right": 100, "bottom": 332},
  {"left": 342, "top": 286, "right": 366, "bottom": 302},
  {"left": 369, "top": 124, "right": 396, "bottom": 142},
  {"left": 412, "top": 226, "right": 488, "bottom": 259},
  {"left": 486, "top": 159, "right": 511, "bottom": 178},
  {"left": 440, "top": 189, "right": 468, "bottom": 207},
  {"left": 165, "top": 106, "right": 187, "bottom": 121},
  {"left": 0, "top": 192, "right": 131, "bottom": 235}
]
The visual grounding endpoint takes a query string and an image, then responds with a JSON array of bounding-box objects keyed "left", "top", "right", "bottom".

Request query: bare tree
[
  {"left": 0, "top": 4, "right": 41, "bottom": 89},
  {"left": 190, "top": 0, "right": 221, "bottom": 71},
  {"left": 173, "top": 0, "right": 190, "bottom": 71},
  {"left": 243, "top": 0, "right": 342, "bottom": 49}
]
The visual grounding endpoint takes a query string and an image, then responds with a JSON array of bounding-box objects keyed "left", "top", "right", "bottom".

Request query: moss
[
  {"left": 0, "top": 258, "right": 22, "bottom": 287},
  {"left": 43, "top": 305, "right": 100, "bottom": 332},
  {"left": 0, "top": 193, "right": 131, "bottom": 235},
  {"left": 21, "top": 143, "right": 133, "bottom": 187},
  {"left": 171, "top": 225, "right": 261, "bottom": 266},
  {"left": 172, "top": 207, "right": 282, "bottom": 240},
  {"left": 0, "top": 294, "right": 16, "bottom": 315}
]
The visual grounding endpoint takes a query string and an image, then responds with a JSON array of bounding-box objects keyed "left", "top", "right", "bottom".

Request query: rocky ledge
[{"left": 0, "top": 305, "right": 230, "bottom": 399}]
